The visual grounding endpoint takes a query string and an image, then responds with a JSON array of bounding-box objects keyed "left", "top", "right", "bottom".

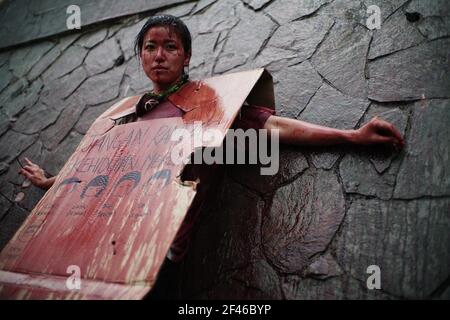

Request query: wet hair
[
  {"left": 134, "top": 14, "right": 192, "bottom": 58},
  {"left": 81, "top": 175, "right": 109, "bottom": 198},
  {"left": 115, "top": 171, "right": 141, "bottom": 190}
]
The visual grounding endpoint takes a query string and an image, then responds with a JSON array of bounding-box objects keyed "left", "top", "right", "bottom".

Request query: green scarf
[{"left": 136, "top": 74, "right": 189, "bottom": 117}]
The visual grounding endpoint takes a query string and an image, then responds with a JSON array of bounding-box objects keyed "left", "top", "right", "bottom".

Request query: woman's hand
[
  {"left": 18, "top": 158, "right": 55, "bottom": 190},
  {"left": 352, "top": 116, "right": 405, "bottom": 149}
]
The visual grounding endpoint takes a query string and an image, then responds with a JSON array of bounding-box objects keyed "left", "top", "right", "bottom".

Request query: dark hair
[
  {"left": 134, "top": 14, "right": 192, "bottom": 58},
  {"left": 81, "top": 175, "right": 109, "bottom": 198}
]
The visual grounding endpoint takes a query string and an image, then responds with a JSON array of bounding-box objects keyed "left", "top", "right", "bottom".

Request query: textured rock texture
[
  {"left": 0, "top": 0, "right": 192, "bottom": 49},
  {"left": 0, "top": 0, "right": 449, "bottom": 299}
]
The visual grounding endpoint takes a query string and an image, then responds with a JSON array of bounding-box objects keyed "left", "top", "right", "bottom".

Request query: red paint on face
[{"left": 140, "top": 26, "right": 191, "bottom": 94}]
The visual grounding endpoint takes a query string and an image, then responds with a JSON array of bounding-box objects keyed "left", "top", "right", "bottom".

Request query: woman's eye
[
  {"left": 166, "top": 43, "right": 177, "bottom": 50},
  {"left": 145, "top": 43, "right": 156, "bottom": 51}
]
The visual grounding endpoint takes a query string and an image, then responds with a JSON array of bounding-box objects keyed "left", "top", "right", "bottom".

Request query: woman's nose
[{"left": 154, "top": 47, "right": 165, "bottom": 61}]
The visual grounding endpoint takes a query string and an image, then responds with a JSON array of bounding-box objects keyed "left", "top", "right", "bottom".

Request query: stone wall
[{"left": 0, "top": 0, "right": 449, "bottom": 299}]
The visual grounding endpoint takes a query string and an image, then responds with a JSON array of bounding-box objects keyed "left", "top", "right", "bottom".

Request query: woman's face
[{"left": 140, "top": 26, "right": 190, "bottom": 93}]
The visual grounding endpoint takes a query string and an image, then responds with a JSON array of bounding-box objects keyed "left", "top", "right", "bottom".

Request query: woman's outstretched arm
[{"left": 264, "top": 115, "right": 405, "bottom": 149}]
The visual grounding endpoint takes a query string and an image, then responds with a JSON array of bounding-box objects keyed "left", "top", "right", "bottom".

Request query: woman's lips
[{"left": 152, "top": 66, "right": 168, "bottom": 71}]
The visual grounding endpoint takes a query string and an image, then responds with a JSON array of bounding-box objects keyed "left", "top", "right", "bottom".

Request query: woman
[{"left": 19, "top": 15, "right": 404, "bottom": 297}]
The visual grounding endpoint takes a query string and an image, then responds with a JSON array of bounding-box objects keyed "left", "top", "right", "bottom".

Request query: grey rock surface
[
  {"left": 262, "top": 169, "right": 345, "bottom": 274},
  {"left": 0, "top": 205, "right": 29, "bottom": 250},
  {"left": 394, "top": 99, "right": 450, "bottom": 199},
  {"left": 0, "top": 130, "right": 38, "bottom": 163},
  {"left": 368, "top": 39, "right": 450, "bottom": 102},
  {"left": 335, "top": 198, "right": 450, "bottom": 298},
  {"left": 0, "top": 0, "right": 192, "bottom": 49},
  {"left": 266, "top": 0, "right": 331, "bottom": 25},
  {"left": 84, "top": 37, "right": 122, "bottom": 75},
  {"left": 42, "top": 45, "right": 88, "bottom": 83},
  {"left": 274, "top": 61, "right": 323, "bottom": 118},
  {"left": 368, "top": 8, "right": 425, "bottom": 59},
  {"left": 311, "top": 22, "right": 371, "bottom": 99}
]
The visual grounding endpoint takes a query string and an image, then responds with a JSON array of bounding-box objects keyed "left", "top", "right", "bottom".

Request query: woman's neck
[
  {"left": 152, "top": 76, "right": 183, "bottom": 95},
  {"left": 150, "top": 74, "right": 189, "bottom": 98}
]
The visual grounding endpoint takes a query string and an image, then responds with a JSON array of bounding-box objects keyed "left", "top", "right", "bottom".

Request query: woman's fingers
[
  {"left": 19, "top": 168, "right": 33, "bottom": 180},
  {"left": 373, "top": 119, "right": 393, "bottom": 136},
  {"left": 374, "top": 135, "right": 397, "bottom": 146},
  {"left": 24, "top": 157, "right": 40, "bottom": 169},
  {"left": 372, "top": 119, "right": 404, "bottom": 147},
  {"left": 19, "top": 164, "right": 44, "bottom": 181},
  {"left": 24, "top": 157, "right": 34, "bottom": 166},
  {"left": 18, "top": 158, "right": 49, "bottom": 189},
  {"left": 21, "top": 165, "right": 37, "bottom": 175},
  {"left": 375, "top": 134, "right": 404, "bottom": 150},
  {"left": 378, "top": 120, "right": 403, "bottom": 141}
]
